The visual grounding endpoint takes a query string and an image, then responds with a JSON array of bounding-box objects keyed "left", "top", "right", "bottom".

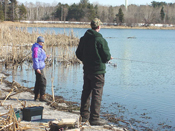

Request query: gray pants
[
  {"left": 34, "top": 69, "right": 46, "bottom": 97},
  {"left": 80, "top": 74, "right": 105, "bottom": 120}
]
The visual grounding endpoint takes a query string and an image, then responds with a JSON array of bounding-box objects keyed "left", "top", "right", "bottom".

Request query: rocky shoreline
[{"left": 0, "top": 73, "right": 127, "bottom": 131}]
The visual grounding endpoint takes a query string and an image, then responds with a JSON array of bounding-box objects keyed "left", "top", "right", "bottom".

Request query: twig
[
  {"left": 0, "top": 122, "right": 13, "bottom": 130},
  {"left": 11, "top": 97, "right": 26, "bottom": 108},
  {"left": 1, "top": 75, "right": 3, "bottom": 84},
  {"left": 1, "top": 87, "right": 15, "bottom": 106},
  {"left": 51, "top": 77, "right": 55, "bottom": 102}
]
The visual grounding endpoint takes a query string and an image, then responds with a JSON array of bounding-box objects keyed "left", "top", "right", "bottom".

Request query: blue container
[{"left": 15, "top": 110, "right": 20, "bottom": 120}]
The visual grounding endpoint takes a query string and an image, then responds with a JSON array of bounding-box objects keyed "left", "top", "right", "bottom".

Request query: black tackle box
[{"left": 22, "top": 106, "right": 44, "bottom": 121}]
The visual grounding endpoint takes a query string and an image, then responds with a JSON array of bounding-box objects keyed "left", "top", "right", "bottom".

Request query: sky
[{"left": 17, "top": 0, "right": 175, "bottom": 6}]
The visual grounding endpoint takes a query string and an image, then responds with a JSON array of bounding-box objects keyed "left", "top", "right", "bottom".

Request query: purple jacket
[{"left": 31, "top": 43, "right": 46, "bottom": 70}]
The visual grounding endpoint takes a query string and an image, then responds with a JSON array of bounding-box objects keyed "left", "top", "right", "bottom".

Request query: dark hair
[{"left": 91, "top": 26, "right": 98, "bottom": 30}]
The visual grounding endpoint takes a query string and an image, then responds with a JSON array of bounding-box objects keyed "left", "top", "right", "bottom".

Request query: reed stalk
[{"left": 0, "top": 23, "right": 80, "bottom": 67}]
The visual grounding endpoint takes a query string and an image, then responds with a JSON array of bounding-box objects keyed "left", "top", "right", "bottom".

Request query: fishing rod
[
  {"left": 47, "top": 56, "right": 171, "bottom": 67},
  {"left": 112, "top": 57, "right": 172, "bottom": 66}
]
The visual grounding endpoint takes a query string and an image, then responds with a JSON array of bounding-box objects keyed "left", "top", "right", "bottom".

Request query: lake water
[{"left": 6, "top": 27, "right": 175, "bottom": 130}]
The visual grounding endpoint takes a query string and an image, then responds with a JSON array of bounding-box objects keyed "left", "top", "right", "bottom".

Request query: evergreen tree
[
  {"left": 86, "top": 3, "right": 96, "bottom": 20},
  {"left": 80, "top": 0, "right": 89, "bottom": 6},
  {"left": 151, "top": 1, "right": 167, "bottom": 8},
  {"left": 117, "top": 8, "right": 124, "bottom": 24},
  {"left": 160, "top": 6, "right": 165, "bottom": 22},
  {"left": 54, "top": 3, "right": 69, "bottom": 21},
  {"left": 18, "top": 3, "right": 27, "bottom": 20},
  {"left": 79, "top": 0, "right": 96, "bottom": 21},
  {"left": 55, "top": 3, "right": 63, "bottom": 20},
  {"left": 66, "top": 3, "right": 84, "bottom": 21},
  {"left": 0, "top": 3, "right": 4, "bottom": 21},
  {"left": 94, "top": 5, "right": 99, "bottom": 18},
  {"left": 7, "top": 0, "right": 18, "bottom": 21},
  {"left": 2, "top": 0, "right": 9, "bottom": 21}
]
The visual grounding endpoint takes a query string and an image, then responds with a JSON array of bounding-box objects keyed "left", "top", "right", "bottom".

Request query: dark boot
[
  {"left": 39, "top": 95, "right": 48, "bottom": 102},
  {"left": 34, "top": 94, "right": 40, "bottom": 101},
  {"left": 80, "top": 116, "right": 89, "bottom": 122},
  {"left": 89, "top": 118, "right": 108, "bottom": 125}
]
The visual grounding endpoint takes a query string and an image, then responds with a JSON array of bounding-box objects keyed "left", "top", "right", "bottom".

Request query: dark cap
[
  {"left": 91, "top": 18, "right": 103, "bottom": 28},
  {"left": 37, "top": 36, "right": 44, "bottom": 43}
]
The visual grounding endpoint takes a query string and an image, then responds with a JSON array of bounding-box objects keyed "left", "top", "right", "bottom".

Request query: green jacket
[{"left": 76, "top": 29, "right": 111, "bottom": 74}]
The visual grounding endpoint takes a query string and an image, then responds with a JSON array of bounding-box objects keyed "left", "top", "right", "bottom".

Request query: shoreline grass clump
[{"left": 0, "top": 23, "right": 80, "bottom": 68}]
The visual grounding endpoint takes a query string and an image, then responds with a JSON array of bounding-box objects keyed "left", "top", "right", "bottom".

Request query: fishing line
[{"left": 112, "top": 57, "right": 173, "bottom": 67}]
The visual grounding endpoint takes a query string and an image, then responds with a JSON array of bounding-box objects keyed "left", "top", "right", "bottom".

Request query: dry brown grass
[
  {"left": 2, "top": 21, "right": 90, "bottom": 28},
  {"left": 2, "top": 21, "right": 175, "bottom": 30},
  {"left": 0, "top": 22, "right": 80, "bottom": 67}
]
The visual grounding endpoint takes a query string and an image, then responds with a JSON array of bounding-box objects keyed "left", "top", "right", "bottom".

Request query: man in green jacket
[{"left": 76, "top": 18, "right": 112, "bottom": 125}]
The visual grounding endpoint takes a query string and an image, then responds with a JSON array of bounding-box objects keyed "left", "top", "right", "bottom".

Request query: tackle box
[{"left": 22, "top": 106, "right": 44, "bottom": 121}]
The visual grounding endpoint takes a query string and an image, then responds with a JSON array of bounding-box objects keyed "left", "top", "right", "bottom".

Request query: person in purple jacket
[{"left": 31, "top": 36, "right": 47, "bottom": 101}]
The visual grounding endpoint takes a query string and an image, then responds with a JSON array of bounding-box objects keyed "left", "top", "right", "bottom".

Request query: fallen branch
[
  {"left": 1, "top": 86, "right": 17, "bottom": 106},
  {"left": 0, "top": 122, "right": 13, "bottom": 130}
]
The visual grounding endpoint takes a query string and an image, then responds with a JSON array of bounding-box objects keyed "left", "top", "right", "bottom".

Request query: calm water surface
[{"left": 6, "top": 28, "right": 175, "bottom": 130}]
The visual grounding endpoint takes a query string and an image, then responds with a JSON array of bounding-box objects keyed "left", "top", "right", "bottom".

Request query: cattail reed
[{"left": 0, "top": 23, "right": 81, "bottom": 67}]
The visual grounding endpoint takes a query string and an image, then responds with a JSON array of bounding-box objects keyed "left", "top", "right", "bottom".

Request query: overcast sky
[{"left": 17, "top": 0, "right": 175, "bottom": 6}]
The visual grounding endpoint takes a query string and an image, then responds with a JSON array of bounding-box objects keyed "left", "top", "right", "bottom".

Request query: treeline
[
  {"left": 0, "top": 0, "right": 175, "bottom": 26},
  {"left": 0, "top": 0, "right": 27, "bottom": 21}
]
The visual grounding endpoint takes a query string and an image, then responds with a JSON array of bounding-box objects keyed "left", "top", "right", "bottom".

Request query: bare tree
[
  {"left": 15, "top": 1, "right": 175, "bottom": 25},
  {"left": 139, "top": 5, "right": 156, "bottom": 26},
  {"left": 97, "top": 6, "right": 108, "bottom": 22},
  {"left": 108, "top": 6, "right": 114, "bottom": 23},
  {"left": 4, "top": 0, "right": 8, "bottom": 20}
]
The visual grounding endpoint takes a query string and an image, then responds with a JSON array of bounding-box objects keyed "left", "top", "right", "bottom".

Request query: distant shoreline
[{"left": 2, "top": 21, "right": 175, "bottom": 30}]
